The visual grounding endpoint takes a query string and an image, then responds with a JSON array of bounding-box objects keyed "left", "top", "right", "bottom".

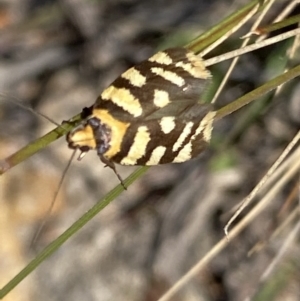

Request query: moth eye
[{"left": 94, "top": 126, "right": 111, "bottom": 155}]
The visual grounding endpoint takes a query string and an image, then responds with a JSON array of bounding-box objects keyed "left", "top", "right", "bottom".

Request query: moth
[{"left": 67, "top": 47, "right": 216, "bottom": 185}]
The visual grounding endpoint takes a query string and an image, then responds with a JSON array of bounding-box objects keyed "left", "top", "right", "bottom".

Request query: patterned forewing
[
  {"left": 94, "top": 48, "right": 211, "bottom": 122},
  {"left": 111, "top": 108, "right": 216, "bottom": 165}
]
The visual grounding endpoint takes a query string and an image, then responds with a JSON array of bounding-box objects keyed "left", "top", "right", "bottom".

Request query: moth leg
[
  {"left": 80, "top": 106, "right": 93, "bottom": 119},
  {"left": 100, "top": 155, "right": 127, "bottom": 190},
  {"left": 62, "top": 119, "right": 76, "bottom": 126},
  {"left": 62, "top": 106, "right": 93, "bottom": 126}
]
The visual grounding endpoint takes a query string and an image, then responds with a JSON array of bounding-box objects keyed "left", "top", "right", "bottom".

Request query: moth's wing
[
  {"left": 111, "top": 103, "right": 216, "bottom": 166},
  {"left": 146, "top": 101, "right": 213, "bottom": 122},
  {"left": 93, "top": 47, "right": 211, "bottom": 122}
]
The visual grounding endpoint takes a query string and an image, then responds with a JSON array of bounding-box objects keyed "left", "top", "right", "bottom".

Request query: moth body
[{"left": 67, "top": 47, "right": 215, "bottom": 182}]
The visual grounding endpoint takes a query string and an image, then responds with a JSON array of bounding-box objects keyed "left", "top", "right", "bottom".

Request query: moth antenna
[
  {"left": 30, "top": 149, "right": 77, "bottom": 248},
  {"left": 0, "top": 92, "right": 68, "bottom": 130}
]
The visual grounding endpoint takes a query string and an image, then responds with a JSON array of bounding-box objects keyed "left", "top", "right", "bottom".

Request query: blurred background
[{"left": 0, "top": 0, "right": 299, "bottom": 301}]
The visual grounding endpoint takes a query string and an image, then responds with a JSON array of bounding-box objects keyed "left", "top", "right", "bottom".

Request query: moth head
[{"left": 67, "top": 117, "right": 111, "bottom": 159}]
